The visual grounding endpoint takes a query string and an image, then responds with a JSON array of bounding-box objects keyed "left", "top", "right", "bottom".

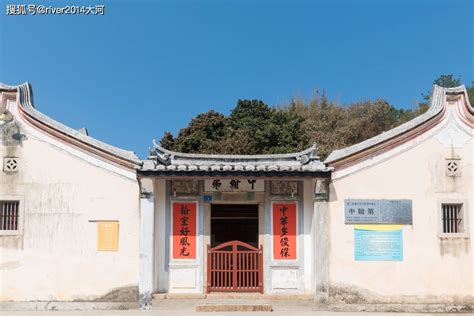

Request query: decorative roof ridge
[
  {"left": 1, "top": 82, "right": 141, "bottom": 166},
  {"left": 443, "top": 84, "right": 474, "bottom": 115},
  {"left": 151, "top": 139, "right": 319, "bottom": 165},
  {"left": 324, "top": 84, "right": 454, "bottom": 164}
]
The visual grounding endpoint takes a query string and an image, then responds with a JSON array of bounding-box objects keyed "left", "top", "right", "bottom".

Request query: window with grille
[
  {"left": 441, "top": 204, "right": 463, "bottom": 234},
  {"left": 0, "top": 201, "right": 20, "bottom": 231}
]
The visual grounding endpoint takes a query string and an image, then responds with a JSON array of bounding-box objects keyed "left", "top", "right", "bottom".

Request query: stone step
[
  {"left": 153, "top": 292, "right": 313, "bottom": 300},
  {"left": 195, "top": 302, "right": 273, "bottom": 312},
  {"left": 207, "top": 292, "right": 313, "bottom": 300},
  {"left": 153, "top": 293, "right": 207, "bottom": 300}
]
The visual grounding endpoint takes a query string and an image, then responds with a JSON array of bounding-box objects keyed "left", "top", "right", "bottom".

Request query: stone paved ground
[
  {"left": 1, "top": 312, "right": 466, "bottom": 316},
  {"left": 1, "top": 298, "right": 469, "bottom": 315}
]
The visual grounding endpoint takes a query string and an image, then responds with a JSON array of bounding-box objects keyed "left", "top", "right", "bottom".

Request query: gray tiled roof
[
  {"left": 1, "top": 82, "right": 141, "bottom": 165},
  {"left": 324, "top": 85, "right": 466, "bottom": 164},
  {"left": 140, "top": 140, "right": 329, "bottom": 173}
]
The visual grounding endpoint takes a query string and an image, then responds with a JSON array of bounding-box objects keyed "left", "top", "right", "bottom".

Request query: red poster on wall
[
  {"left": 273, "top": 202, "right": 297, "bottom": 260},
  {"left": 172, "top": 202, "right": 197, "bottom": 259}
]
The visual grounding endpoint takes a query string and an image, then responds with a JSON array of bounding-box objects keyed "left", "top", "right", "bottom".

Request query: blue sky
[{"left": 1, "top": 0, "right": 472, "bottom": 158}]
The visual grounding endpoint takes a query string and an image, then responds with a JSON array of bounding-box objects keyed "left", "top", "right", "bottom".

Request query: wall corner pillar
[
  {"left": 314, "top": 199, "right": 329, "bottom": 306},
  {"left": 139, "top": 178, "right": 155, "bottom": 310}
]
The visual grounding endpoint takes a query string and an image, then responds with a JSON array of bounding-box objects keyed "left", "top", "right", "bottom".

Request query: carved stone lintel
[
  {"left": 270, "top": 180, "right": 298, "bottom": 196},
  {"left": 171, "top": 180, "right": 199, "bottom": 195}
]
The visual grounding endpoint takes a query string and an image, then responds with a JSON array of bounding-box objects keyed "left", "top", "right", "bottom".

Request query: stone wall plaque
[
  {"left": 270, "top": 180, "right": 298, "bottom": 196},
  {"left": 171, "top": 180, "right": 199, "bottom": 195},
  {"left": 345, "top": 199, "right": 412, "bottom": 224}
]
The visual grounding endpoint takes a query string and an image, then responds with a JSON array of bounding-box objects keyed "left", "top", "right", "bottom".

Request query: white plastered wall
[
  {"left": 327, "top": 106, "right": 473, "bottom": 304},
  {"left": 0, "top": 98, "right": 140, "bottom": 301}
]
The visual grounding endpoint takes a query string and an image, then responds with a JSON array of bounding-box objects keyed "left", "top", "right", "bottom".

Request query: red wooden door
[{"left": 207, "top": 240, "right": 263, "bottom": 293}]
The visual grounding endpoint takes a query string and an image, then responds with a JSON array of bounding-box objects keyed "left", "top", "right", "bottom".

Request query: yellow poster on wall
[{"left": 97, "top": 221, "right": 119, "bottom": 251}]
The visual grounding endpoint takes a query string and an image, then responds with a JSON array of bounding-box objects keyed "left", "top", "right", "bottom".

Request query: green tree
[
  {"left": 259, "top": 108, "right": 307, "bottom": 154},
  {"left": 421, "top": 74, "right": 462, "bottom": 106},
  {"left": 159, "top": 99, "right": 306, "bottom": 155},
  {"left": 159, "top": 131, "right": 175, "bottom": 150},
  {"left": 467, "top": 82, "right": 474, "bottom": 106},
  {"left": 162, "top": 110, "right": 229, "bottom": 154},
  {"left": 228, "top": 99, "right": 306, "bottom": 154},
  {"left": 229, "top": 99, "right": 272, "bottom": 154},
  {"left": 433, "top": 74, "right": 462, "bottom": 88}
]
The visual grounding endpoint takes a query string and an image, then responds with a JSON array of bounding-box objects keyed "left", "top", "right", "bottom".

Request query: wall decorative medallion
[
  {"left": 446, "top": 158, "right": 461, "bottom": 177},
  {"left": 3, "top": 157, "right": 19, "bottom": 173}
]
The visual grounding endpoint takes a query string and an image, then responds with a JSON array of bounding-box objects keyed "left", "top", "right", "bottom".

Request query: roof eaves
[
  {"left": 1, "top": 82, "right": 142, "bottom": 166},
  {"left": 151, "top": 140, "right": 318, "bottom": 161}
]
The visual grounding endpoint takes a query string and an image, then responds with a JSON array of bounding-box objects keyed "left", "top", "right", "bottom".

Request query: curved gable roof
[
  {"left": 325, "top": 85, "right": 473, "bottom": 167},
  {"left": 1, "top": 82, "right": 141, "bottom": 169}
]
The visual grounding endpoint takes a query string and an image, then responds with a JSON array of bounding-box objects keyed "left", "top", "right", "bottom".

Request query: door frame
[{"left": 203, "top": 199, "right": 265, "bottom": 293}]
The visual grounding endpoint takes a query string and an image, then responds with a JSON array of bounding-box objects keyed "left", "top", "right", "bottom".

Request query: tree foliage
[
  {"left": 420, "top": 74, "right": 462, "bottom": 107},
  {"left": 160, "top": 100, "right": 306, "bottom": 155},
  {"left": 159, "top": 74, "right": 468, "bottom": 159},
  {"left": 433, "top": 74, "right": 462, "bottom": 88},
  {"left": 290, "top": 94, "right": 421, "bottom": 159},
  {"left": 467, "top": 82, "right": 474, "bottom": 106},
  {"left": 164, "top": 110, "right": 228, "bottom": 154},
  {"left": 159, "top": 131, "right": 175, "bottom": 151}
]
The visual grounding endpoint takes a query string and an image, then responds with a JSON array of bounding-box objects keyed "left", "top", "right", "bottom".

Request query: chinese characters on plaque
[
  {"left": 172, "top": 202, "right": 197, "bottom": 259},
  {"left": 272, "top": 203, "right": 297, "bottom": 260},
  {"left": 204, "top": 179, "right": 264, "bottom": 192},
  {"left": 344, "top": 199, "right": 412, "bottom": 224}
]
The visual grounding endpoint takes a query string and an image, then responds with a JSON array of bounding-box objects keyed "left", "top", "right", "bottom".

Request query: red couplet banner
[
  {"left": 272, "top": 203, "right": 297, "bottom": 260},
  {"left": 172, "top": 202, "right": 197, "bottom": 259}
]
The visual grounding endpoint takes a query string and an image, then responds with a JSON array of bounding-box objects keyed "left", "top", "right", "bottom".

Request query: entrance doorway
[
  {"left": 210, "top": 204, "right": 259, "bottom": 248},
  {"left": 208, "top": 204, "right": 263, "bottom": 293}
]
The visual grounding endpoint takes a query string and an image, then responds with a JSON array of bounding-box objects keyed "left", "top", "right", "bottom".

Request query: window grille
[
  {"left": 441, "top": 204, "right": 463, "bottom": 233},
  {"left": 3, "top": 158, "right": 19, "bottom": 172},
  {"left": 0, "top": 201, "right": 20, "bottom": 230},
  {"left": 446, "top": 159, "right": 461, "bottom": 177}
]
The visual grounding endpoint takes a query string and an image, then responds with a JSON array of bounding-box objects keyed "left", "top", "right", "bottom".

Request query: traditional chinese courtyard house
[
  {"left": 137, "top": 143, "right": 331, "bottom": 306},
  {"left": 1, "top": 82, "right": 473, "bottom": 311}
]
